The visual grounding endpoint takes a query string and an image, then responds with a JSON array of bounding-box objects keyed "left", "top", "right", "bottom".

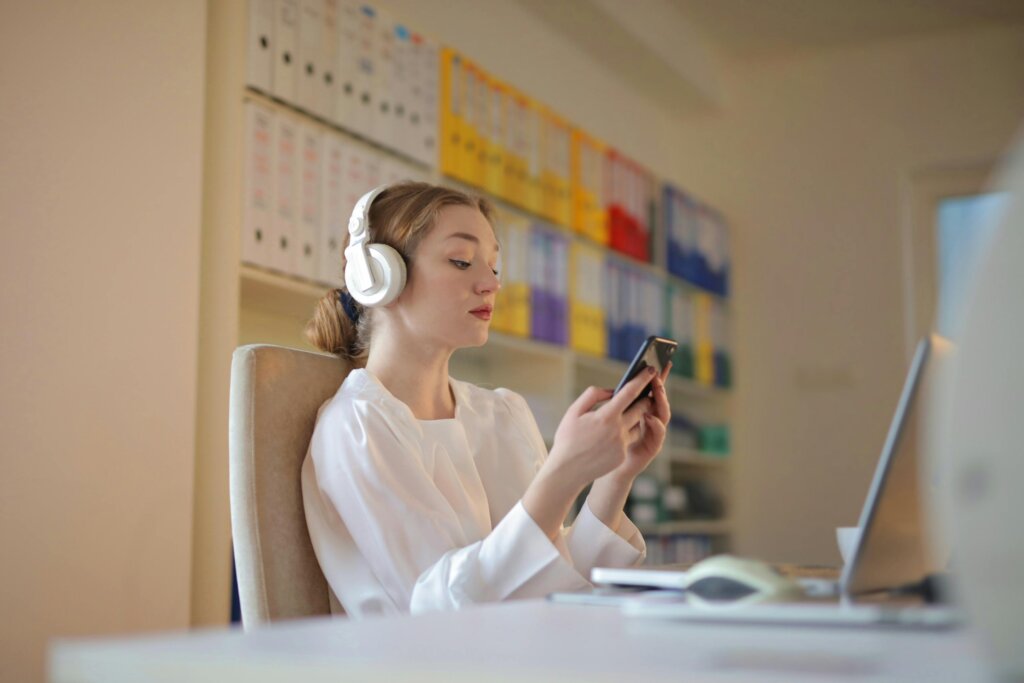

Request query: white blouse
[{"left": 301, "top": 368, "right": 646, "bottom": 618}]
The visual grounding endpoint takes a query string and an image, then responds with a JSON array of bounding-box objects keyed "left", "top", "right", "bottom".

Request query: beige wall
[
  {"left": 0, "top": 2, "right": 207, "bottom": 681},
  {"left": 670, "top": 26, "right": 1024, "bottom": 564}
]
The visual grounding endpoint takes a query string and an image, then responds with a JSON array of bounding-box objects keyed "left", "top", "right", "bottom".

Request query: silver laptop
[
  {"left": 590, "top": 334, "right": 960, "bottom": 627},
  {"left": 839, "top": 333, "right": 951, "bottom": 599}
]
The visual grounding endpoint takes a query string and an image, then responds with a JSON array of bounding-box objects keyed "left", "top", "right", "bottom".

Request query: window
[{"left": 935, "top": 192, "right": 1008, "bottom": 339}]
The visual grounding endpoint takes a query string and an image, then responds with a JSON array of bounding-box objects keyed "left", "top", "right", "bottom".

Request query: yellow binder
[
  {"left": 542, "top": 110, "right": 572, "bottom": 229},
  {"left": 493, "top": 213, "right": 531, "bottom": 338},
  {"left": 462, "top": 59, "right": 481, "bottom": 187},
  {"left": 484, "top": 76, "right": 506, "bottom": 199},
  {"left": 438, "top": 47, "right": 465, "bottom": 182},
  {"left": 522, "top": 96, "right": 544, "bottom": 216},
  {"left": 571, "top": 129, "right": 608, "bottom": 244},
  {"left": 569, "top": 240, "right": 607, "bottom": 357},
  {"left": 693, "top": 292, "right": 714, "bottom": 385}
]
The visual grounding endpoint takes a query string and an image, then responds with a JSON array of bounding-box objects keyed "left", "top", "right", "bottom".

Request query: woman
[{"left": 302, "top": 181, "right": 670, "bottom": 617}]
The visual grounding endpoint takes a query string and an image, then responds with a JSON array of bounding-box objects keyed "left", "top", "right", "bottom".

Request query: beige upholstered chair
[{"left": 228, "top": 344, "right": 350, "bottom": 628}]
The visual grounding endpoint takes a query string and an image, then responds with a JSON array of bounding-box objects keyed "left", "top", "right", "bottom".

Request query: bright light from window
[{"left": 936, "top": 192, "right": 1009, "bottom": 338}]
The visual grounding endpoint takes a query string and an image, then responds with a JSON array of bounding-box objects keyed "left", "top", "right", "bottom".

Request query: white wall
[
  {"left": 669, "top": 26, "right": 1024, "bottom": 564},
  {"left": 0, "top": 2, "right": 206, "bottom": 681}
]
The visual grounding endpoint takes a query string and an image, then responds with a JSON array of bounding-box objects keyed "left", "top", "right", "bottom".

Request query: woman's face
[{"left": 393, "top": 204, "right": 501, "bottom": 351}]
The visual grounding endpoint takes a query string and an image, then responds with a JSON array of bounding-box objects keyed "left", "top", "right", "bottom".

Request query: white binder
[
  {"left": 371, "top": 9, "right": 396, "bottom": 149},
  {"left": 333, "top": 0, "right": 359, "bottom": 131},
  {"left": 319, "top": 133, "right": 348, "bottom": 284},
  {"left": 410, "top": 34, "right": 439, "bottom": 168},
  {"left": 605, "top": 259, "right": 621, "bottom": 355},
  {"left": 272, "top": 0, "right": 299, "bottom": 105},
  {"left": 378, "top": 155, "right": 418, "bottom": 186},
  {"left": 246, "top": 0, "right": 274, "bottom": 94},
  {"left": 390, "top": 24, "right": 412, "bottom": 156},
  {"left": 317, "top": 0, "right": 339, "bottom": 122},
  {"left": 341, "top": 143, "right": 372, "bottom": 218},
  {"left": 272, "top": 112, "right": 299, "bottom": 275},
  {"left": 348, "top": 3, "right": 377, "bottom": 139},
  {"left": 296, "top": 122, "right": 322, "bottom": 280},
  {"left": 364, "top": 145, "right": 381, "bottom": 189},
  {"left": 241, "top": 101, "right": 275, "bottom": 269},
  {"left": 296, "top": 0, "right": 322, "bottom": 115}
]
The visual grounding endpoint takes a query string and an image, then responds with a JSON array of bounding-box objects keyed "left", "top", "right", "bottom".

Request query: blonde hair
[{"left": 306, "top": 181, "right": 494, "bottom": 365}]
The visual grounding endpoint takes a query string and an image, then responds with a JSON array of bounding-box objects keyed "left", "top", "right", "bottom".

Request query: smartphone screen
[{"left": 614, "top": 336, "right": 678, "bottom": 404}]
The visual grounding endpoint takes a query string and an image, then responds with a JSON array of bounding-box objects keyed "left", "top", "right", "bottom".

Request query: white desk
[{"left": 50, "top": 600, "right": 990, "bottom": 683}]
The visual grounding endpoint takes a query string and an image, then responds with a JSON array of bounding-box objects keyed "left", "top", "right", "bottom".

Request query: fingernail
[{"left": 647, "top": 366, "right": 656, "bottom": 375}]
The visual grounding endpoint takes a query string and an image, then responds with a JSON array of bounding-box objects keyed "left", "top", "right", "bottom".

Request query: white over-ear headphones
[{"left": 343, "top": 185, "right": 407, "bottom": 307}]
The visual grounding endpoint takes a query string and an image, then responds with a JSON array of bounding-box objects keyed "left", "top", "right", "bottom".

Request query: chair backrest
[{"left": 228, "top": 344, "right": 350, "bottom": 628}]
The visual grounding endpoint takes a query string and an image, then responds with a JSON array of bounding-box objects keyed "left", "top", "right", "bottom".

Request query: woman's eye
[
  {"left": 492, "top": 268, "right": 500, "bottom": 277},
  {"left": 449, "top": 259, "right": 471, "bottom": 270}
]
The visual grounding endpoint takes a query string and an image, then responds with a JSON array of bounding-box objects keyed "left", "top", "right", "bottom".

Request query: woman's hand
[
  {"left": 521, "top": 367, "right": 658, "bottom": 541},
  {"left": 546, "top": 366, "right": 661, "bottom": 491},
  {"left": 586, "top": 363, "right": 672, "bottom": 532},
  {"left": 619, "top": 361, "right": 672, "bottom": 479}
]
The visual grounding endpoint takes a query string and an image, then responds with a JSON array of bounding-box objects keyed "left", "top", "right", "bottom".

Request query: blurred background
[{"left": 2, "top": 1, "right": 1023, "bottom": 681}]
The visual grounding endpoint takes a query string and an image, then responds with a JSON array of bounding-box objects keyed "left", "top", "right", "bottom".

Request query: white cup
[{"left": 835, "top": 527, "right": 861, "bottom": 565}]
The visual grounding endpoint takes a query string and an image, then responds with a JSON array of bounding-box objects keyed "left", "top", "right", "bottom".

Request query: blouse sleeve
[
  {"left": 305, "top": 398, "right": 590, "bottom": 614},
  {"left": 495, "top": 390, "right": 647, "bottom": 575}
]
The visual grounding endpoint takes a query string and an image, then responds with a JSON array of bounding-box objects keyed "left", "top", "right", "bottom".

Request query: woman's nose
[{"left": 476, "top": 269, "right": 501, "bottom": 294}]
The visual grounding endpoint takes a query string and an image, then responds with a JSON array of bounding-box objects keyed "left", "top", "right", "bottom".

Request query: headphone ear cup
[{"left": 345, "top": 243, "right": 406, "bottom": 307}]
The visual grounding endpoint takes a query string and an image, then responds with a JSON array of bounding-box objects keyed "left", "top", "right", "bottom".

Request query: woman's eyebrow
[{"left": 445, "top": 232, "right": 500, "bottom": 251}]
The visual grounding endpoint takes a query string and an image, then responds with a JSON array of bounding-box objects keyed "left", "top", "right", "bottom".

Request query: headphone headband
[
  {"left": 348, "top": 185, "right": 387, "bottom": 241},
  {"left": 345, "top": 186, "right": 388, "bottom": 292}
]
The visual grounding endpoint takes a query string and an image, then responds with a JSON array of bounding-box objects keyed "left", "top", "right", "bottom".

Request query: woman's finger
[
  {"left": 622, "top": 396, "right": 652, "bottom": 429},
  {"left": 644, "top": 412, "right": 666, "bottom": 442},
  {"left": 604, "top": 365, "right": 657, "bottom": 416},
  {"left": 627, "top": 420, "right": 645, "bottom": 445},
  {"left": 568, "top": 386, "right": 614, "bottom": 417},
  {"left": 651, "top": 376, "right": 671, "bottom": 424}
]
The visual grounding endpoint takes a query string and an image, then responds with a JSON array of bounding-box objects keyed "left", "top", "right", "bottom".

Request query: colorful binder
[
  {"left": 571, "top": 129, "right": 608, "bottom": 245},
  {"left": 569, "top": 241, "right": 606, "bottom": 357}
]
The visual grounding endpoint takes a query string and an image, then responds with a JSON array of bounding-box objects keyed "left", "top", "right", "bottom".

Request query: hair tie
[{"left": 337, "top": 290, "right": 361, "bottom": 323}]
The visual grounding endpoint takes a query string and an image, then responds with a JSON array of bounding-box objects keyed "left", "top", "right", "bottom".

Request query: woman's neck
[{"left": 364, "top": 331, "right": 455, "bottom": 421}]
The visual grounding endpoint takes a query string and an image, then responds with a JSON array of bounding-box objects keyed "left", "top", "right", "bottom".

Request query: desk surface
[{"left": 51, "top": 599, "right": 989, "bottom": 683}]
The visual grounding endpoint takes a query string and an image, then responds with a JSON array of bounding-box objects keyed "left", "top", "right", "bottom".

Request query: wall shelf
[{"left": 639, "top": 519, "right": 732, "bottom": 536}]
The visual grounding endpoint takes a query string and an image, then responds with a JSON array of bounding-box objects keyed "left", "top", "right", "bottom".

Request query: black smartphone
[{"left": 613, "top": 336, "right": 678, "bottom": 407}]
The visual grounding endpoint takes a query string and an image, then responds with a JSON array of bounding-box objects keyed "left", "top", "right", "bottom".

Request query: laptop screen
[{"left": 840, "top": 334, "right": 953, "bottom": 598}]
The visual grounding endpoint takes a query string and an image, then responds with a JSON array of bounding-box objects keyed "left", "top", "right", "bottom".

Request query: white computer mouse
[{"left": 682, "top": 554, "right": 804, "bottom": 607}]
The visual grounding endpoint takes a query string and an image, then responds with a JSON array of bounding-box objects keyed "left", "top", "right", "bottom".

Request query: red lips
[{"left": 470, "top": 305, "right": 493, "bottom": 321}]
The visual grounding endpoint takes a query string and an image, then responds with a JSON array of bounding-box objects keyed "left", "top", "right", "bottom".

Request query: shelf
[
  {"left": 239, "top": 264, "right": 327, "bottom": 319},
  {"left": 244, "top": 88, "right": 432, "bottom": 172},
  {"left": 239, "top": 265, "right": 730, "bottom": 404},
  {"left": 667, "top": 448, "right": 730, "bottom": 468},
  {"left": 473, "top": 330, "right": 570, "bottom": 363},
  {"left": 667, "top": 376, "right": 729, "bottom": 401},
  {"left": 638, "top": 519, "right": 732, "bottom": 536}
]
